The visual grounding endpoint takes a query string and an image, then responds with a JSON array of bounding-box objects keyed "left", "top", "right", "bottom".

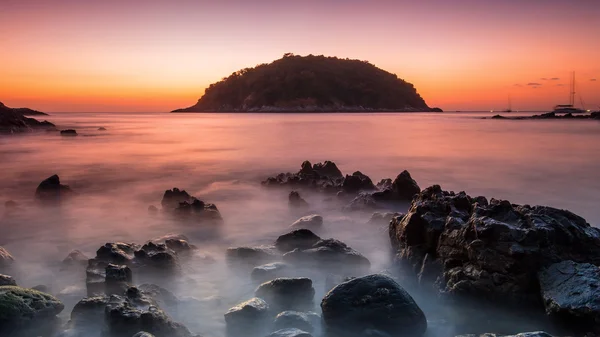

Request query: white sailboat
[{"left": 552, "top": 72, "right": 586, "bottom": 114}]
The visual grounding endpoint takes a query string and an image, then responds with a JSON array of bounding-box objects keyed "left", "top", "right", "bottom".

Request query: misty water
[{"left": 1, "top": 112, "right": 600, "bottom": 337}]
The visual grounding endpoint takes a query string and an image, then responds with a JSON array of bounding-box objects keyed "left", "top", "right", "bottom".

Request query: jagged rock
[
  {"left": 0, "top": 102, "right": 55, "bottom": 133},
  {"left": 70, "top": 295, "right": 110, "bottom": 326},
  {"left": 255, "top": 278, "right": 315, "bottom": 311},
  {"left": 86, "top": 260, "right": 108, "bottom": 296},
  {"left": 161, "top": 188, "right": 193, "bottom": 210},
  {"left": 96, "top": 242, "right": 139, "bottom": 264},
  {"left": 367, "top": 212, "right": 403, "bottom": 226},
  {"left": 164, "top": 239, "right": 195, "bottom": 254},
  {"left": 251, "top": 263, "right": 290, "bottom": 283},
  {"left": 0, "top": 286, "right": 64, "bottom": 327},
  {"left": 372, "top": 170, "right": 420, "bottom": 201},
  {"left": 105, "top": 264, "right": 132, "bottom": 294},
  {"left": 283, "top": 239, "right": 370, "bottom": 274},
  {"left": 60, "top": 129, "right": 78, "bottom": 136},
  {"left": 34, "top": 175, "right": 74, "bottom": 203},
  {"left": 539, "top": 260, "right": 600, "bottom": 331},
  {"left": 275, "top": 229, "right": 322, "bottom": 253},
  {"left": 173, "top": 199, "right": 223, "bottom": 222},
  {"left": 62, "top": 250, "right": 89, "bottom": 266},
  {"left": 290, "top": 215, "right": 323, "bottom": 231},
  {"left": 134, "top": 242, "right": 179, "bottom": 270},
  {"left": 274, "top": 311, "right": 315, "bottom": 333},
  {"left": 0, "top": 246, "right": 14, "bottom": 268},
  {"left": 224, "top": 297, "right": 270, "bottom": 336},
  {"left": 289, "top": 191, "right": 309, "bottom": 208},
  {"left": 342, "top": 171, "right": 376, "bottom": 193},
  {"left": 389, "top": 185, "right": 600, "bottom": 305},
  {"left": 321, "top": 274, "right": 427, "bottom": 337},
  {"left": 376, "top": 179, "right": 392, "bottom": 191},
  {"left": 455, "top": 333, "right": 554, "bottom": 337},
  {"left": 262, "top": 161, "right": 344, "bottom": 192},
  {"left": 133, "top": 333, "right": 155, "bottom": 337},
  {"left": 137, "top": 284, "right": 178, "bottom": 308},
  {"left": 0, "top": 274, "right": 16, "bottom": 286},
  {"left": 227, "top": 246, "right": 280, "bottom": 267},
  {"left": 344, "top": 193, "right": 379, "bottom": 211},
  {"left": 268, "top": 328, "right": 313, "bottom": 337}
]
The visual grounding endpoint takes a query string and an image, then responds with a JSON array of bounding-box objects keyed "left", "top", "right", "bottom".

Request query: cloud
[
  {"left": 527, "top": 82, "right": 542, "bottom": 86},
  {"left": 591, "top": 79, "right": 597, "bottom": 82},
  {"left": 550, "top": 78, "right": 560, "bottom": 80}
]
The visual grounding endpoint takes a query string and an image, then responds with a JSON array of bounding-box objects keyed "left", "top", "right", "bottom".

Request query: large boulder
[
  {"left": 373, "top": 170, "right": 420, "bottom": 201},
  {"left": 538, "top": 260, "right": 600, "bottom": 331},
  {"left": 224, "top": 297, "right": 270, "bottom": 336},
  {"left": 289, "top": 191, "right": 309, "bottom": 208},
  {"left": 134, "top": 242, "right": 179, "bottom": 271},
  {"left": 290, "top": 215, "right": 323, "bottom": 231},
  {"left": 0, "top": 274, "right": 16, "bottom": 286},
  {"left": 273, "top": 311, "right": 316, "bottom": 333},
  {"left": 226, "top": 246, "right": 280, "bottom": 267},
  {"left": 0, "top": 246, "right": 14, "bottom": 268},
  {"left": 283, "top": 239, "right": 370, "bottom": 274},
  {"left": 275, "top": 229, "right": 321, "bottom": 253},
  {"left": 255, "top": 278, "right": 315, "bottom": 311},
  {"left": 342, "top": 171, "right": 376, "bottom": 193},
  {"left": 268, "top": 328, "right": 313, "bottom": 337},
  {"left": 161, "top": 188, "right": 193, "bottom": 210},
  {"left": 262, "top": 161, "right": 344, "bottom": 192},
  {"left": 96, "top": 242, "right": 139, "bottom": 264},
  {"left": 251, "top": 263, "right": 290, "bottom": 283},
  {"left": 320, "top": 274, "right": 427, "bottom": 337},
  {"left": 34, "top": 174, "right": 74, "bottom": 203},
  {"left": 389, "top": 185, "right": 600, "bottom": 305},
  {"left": 0, "top": 286, "right": 64, "bottom": 327}
]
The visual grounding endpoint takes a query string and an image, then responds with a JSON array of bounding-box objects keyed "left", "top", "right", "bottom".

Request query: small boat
[
  {"left": 552, "top": 72, "right": 586, "bottom": 114},
  {"left": 503, "top": 95, "right": 512, "bottom": 113}
]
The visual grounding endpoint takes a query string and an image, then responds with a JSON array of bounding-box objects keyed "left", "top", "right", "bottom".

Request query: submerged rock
[
  {"left": 321, "top": 274, "right": 427, "bottom": 337},
  {"left": 275, "top": 229, "right": 322, "bottom": 253},
  {"left": 538, "top": 260, "right": 600, "bottom": 331},
  {"left": 224, "top": 297, "right": 270, "bottom": 336},
  {"left": 34, "top": 174, "right": 74, "bottom": 203},
  {"left": 0, "top": 286, "right": 64, "bottom": 327},
  {"left": 161, "top": 188, "right": 223, "bottom": 222},
  {"left": 290, "top": 214, "right": 323, "bottom": 231},
  {"left": 342, "top": 171, "right": 376, "bottom": 193},
  {"left": 60, "top": 129, "right": 78, "bottom": 136},
  {"left": 268, "top": 328, "right": 313, "bottom": 337},
  {"left": 62, "top": 250, "right": 89, "bottom": 266},
  {"left": 289, "top": 191, "right": 309, "bottom": 208},
  {"left": 283, "top": 239, "right": 370, "bottom": 274},
  {"left": 0, "top": 274, "right": 16, "bottom": 286},
  {"left": 0, "top": 246, "right": 15, "bottom": 268},
  {"left": 98, "top": 127, "right": 107, "bottom": 131},
  {"left": 255, "top": 277, "right": 315, "bottom": 311},
  {"left": 251, "top": 262, "right": 290, "bottom": 283},
  {"left": 389, "top": 185, "right": 600, "bottom": 305}
]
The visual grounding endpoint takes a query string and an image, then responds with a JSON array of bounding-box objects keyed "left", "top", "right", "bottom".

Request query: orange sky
[{"left": 1, "top": 0, "right": 599, "bottom": 112}]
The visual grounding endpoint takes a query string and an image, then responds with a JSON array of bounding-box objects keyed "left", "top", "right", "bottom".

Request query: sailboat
[
  {"left": 552, "top": 72, "right": 586, "bottom": 114},
  {"left": 503, "top": 95, "right": 512, "bottom": 113}
]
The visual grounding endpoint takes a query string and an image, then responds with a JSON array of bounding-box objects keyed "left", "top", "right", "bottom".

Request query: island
[
  {"left": 0, "top": 101, "right": 55, "bottom": 134},
  {"left": 173, "top": 54, "right": 441, "bottom": 113},
  {"left": 489, "top": 111, "right": 600, "bottom": 120}
]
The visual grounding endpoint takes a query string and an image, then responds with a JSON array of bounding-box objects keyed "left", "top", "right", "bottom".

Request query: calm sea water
[{"left": 1, "top": 112, "right": 599, "bottom": 337}]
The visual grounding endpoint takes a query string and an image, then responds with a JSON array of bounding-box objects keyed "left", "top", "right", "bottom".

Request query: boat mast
[{"left": 570, "top": 71, "right": 576, "bottom": 106}]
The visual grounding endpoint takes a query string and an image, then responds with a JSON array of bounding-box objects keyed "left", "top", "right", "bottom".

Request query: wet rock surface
[
  {"left": 275, "top": 229, "right": 322, "bottom": 253},
  {"left": 35, "top": 174, "right": 75, "bottom": 203},
  {"left": 267, "top": 328, "right": 313, "bottom": 337},
  {"left": 273, "top": 311, "right": 316, "bottom": 333},
  {"left": 389, "top": 185, "right": 600, "bottom": 305},
  {"left": 224, "top": 297, "right": 270, "bottom": 336},
  {"left": 255, "top": 277, "right": 315, "bottom": 312},
  {"left": 321, "top": 274, "right": 427, "bottom": 337},
  {"left": 251, "top": 262, "right": 290, "bottom": 283},
  {"left": 0, "top": 274, "right": 16, "bottom": 286},
  {"left": 226, "top": 246, "right": 280, "bottom": 267},
  {"left": 367, "top": 212, "right": 403, "bottom": 226},
  {"left": 0, "top": 286, "right": 64, "bottom": 327},
  {"left": 283, "top": 238, "right": 370, "bottom": 274},
  {"left": 290, "top": 214, "right": 323, "bottom": 230}
]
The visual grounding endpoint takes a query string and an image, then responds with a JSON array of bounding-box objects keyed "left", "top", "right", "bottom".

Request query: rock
[
  {"left": 226, "top": 246, "right": 280, "bottom": 267},
  {"left": 262, "top": 161, "right": 344, "bottom": 192},
  {"left": 148, "top": 205, "right": 158, "bottom": 213},
  {"left": 98, "top": 127, "right": 107, "bottom": 131},
  {"left": 372, "top": 170, "right": 420, "bottom": 201},
  {"left": 342, "top": 171, "right": 376, "bottom": 193},
  {"left": 251, "top": 262, "right": 290, "bottom": 283},
  {"left": 321, "top": 274, "right": 427, "bottom": 337},
  {"left": 70, "top": 295, "right": 109, "bottom": 326},
  {"left": 455, "top": 333, "right": 554, "bottom": 337},
  {"left": 0, "top": 286, "right": 64, "bottom": 326},
  {"left": 367, "top": 212, "right": 403, "bottom": 226},
  {"left": 308, "top": 160, "right": 343, "bottom": 179},
  {"left": 268, "top": 328, "right": 313, "bottom": 337},
  {"left": 224, "top": 297, "right": 270, "bottom": 336},
  {"left": 491, "top": 114, "right": 507, "bottom": 119},
  {"left": 34, "top": 174, "right": 74, "bottom": 203},
  {"left": 389, "top": 185, "right": 600, "bottom": 305},
  {"left": 173, "top": 199, "right": 223, "bottom": 222},
  {"left": 290, "top": 214, "right": 323, "bottom": 231},
  {"left": 275, "top": 229, "right": 322, "bottom": 253},
  {"left": 538, "top": 260, "right": 600, "bottom": 331},
  {"left": 86, "top": 260, "right": 108, "bottom": 296},
  {"left": 161, "top": 188, "right": 193, "bottom": 210},
  {"left": 133, "top": 333, "right": 155, "bottom": 337},
  {"left": 62, "top": 250, "right": 89, "bottom": 266},
  {"left": 0, "top": 246, "right": 14, "bottom": 268},
  {"left": 32, "top": 285, "right": 49, "bottom": 293},
  {"left": 255, "top": 278, "right": 315, "bottom": 311},
  {"left": 0, "top": 274, "right": 16, "bottom": 286},
  {"left": 0, "top": 102, "right": 56, "bottom": 133},
  {"left": 164, "top": 239, "right": 195, "bottom": 254},
  {"left": 105, "top": 264, "right": 132, "bottom": 294},
  {"left": 289, "top": 191, "right": 309, "bottom": 208},
  {"left": 137, "top": 284, "right": 178, "bottom": 308},
  {"left": 283, "top": 239, "right": 370, "bottom": 274},
  {"left": 96, "top": 242, "right": 139, "bottom": 263},
  {"left": 344, "top": 193, "right": 379, "bottom": 211},
  {"left": 274, "top": 311, "right": 314, "bottom": 332},
  {"left": 134, "top": 242, "right": 179, "bottom": 271},
  {"left": 4, "top": 200, "right": 18, "bottom": 209},
  {"left": 60, "top": 129, "right": 78, "bottom": 136}
]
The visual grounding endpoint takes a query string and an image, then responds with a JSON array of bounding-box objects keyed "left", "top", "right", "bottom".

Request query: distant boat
[
  {"left": 552, "top": 72, "right": 586, "bottom": 114},
  {"left": 503, "top": 95, "right": 512, "bottom": 113}
]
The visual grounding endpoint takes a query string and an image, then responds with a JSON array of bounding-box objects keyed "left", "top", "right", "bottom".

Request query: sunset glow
[{"left": 1, "top": 0, "right": 599, "bottom": 112}]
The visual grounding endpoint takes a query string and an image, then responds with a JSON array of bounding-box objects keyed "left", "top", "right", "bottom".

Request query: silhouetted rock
[
  {"left": 0, "top": 286, "right": 64, "bottom": 328},
  {"left": 262, "top": 161, "right": 344, "bottom": 192},
  {"left": 35, "top": 174, "right": 74, "bottom": 203},
  {"left": 274, "top": 311, "right": 316, "bottom": 333},
  {"left": 275, "top": 229, "right": 322, "bottom": 253},
  {"left": 288, "top": 191, "right": 309, "bottom": 208},
  {"left": 321, "top": 274, "right": 427, "bottom": 337},
  {"left": 224, "top": 297, "right": 270, "bottom": 337},
  {"left": 539, "top": 260, "right": 600, "bottom": 332},
  {"left": 172, "top": 54, "right": 431, "bottom": 112},
  {"left": 62, "top": 250, "right": 89, "bottom": 266},
  {"left": 226, "top": 246, "right": 280, "bottom": 267},
  {"left": 0, "top": 274, "right": 16, "bottom": 286},
  {"left": 268, "top": 328, "right": 313, "bottom": 337},
  {"left": 344, "top": 193, "right": 379, "bottom": 211},
  {"left": 342, "top": 171, "right": 376, "bottom": 193},
  {"left": 372, "top": 170, "right": 420, "bottom": 201},
  {"left": 161, "top": 188, "right": 222, "bottom": 222},
  {"left": 161, "top": 188, "right": 193, "bottom": 210},
  {"left": 389, "top": 185, "right": 600, "bottom": 305},
  {"left": 60, "top": 129, "right": 78, "bottom": 136},
  {"left": 96, "top": 242, "right": 139, "bottom": 264},
  {"left": 491, "top": 114, "right": 507, "bottom": 119},
  {"left": 431, "top": 107, "right": 444, "bottom": 112},
  {"left": 98, "top": 127, "right": 107, "bottom": 131},
  {"left": 290, "top": 214, "right": 323, "bottom": 231},
  {"left": 0, "top": 102, "right": 55, "bottom": 133},
  {"left": 255, "top": 277, "right": 315, "bottom": 311},
  {"left": 251, "top": 262, "right": 290, "bottom": 283},
  {"left": 283, "top": 239, "right": 370, "bottom": 274},
  {"left": 0, "top": 246, "right": 15, "bottom": 268}
]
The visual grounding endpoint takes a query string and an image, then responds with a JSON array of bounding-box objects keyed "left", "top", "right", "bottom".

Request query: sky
[{"left": 1, "top": 0, "right": 599, "bottom": 112}]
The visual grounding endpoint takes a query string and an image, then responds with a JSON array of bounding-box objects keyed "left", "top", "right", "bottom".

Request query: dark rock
[
  {"left": 105, "top": 264, "right": 132, "bottom": 294},
  {"left": 173, "top": 199, "right": 223, "bottom": 222},
  {"left": 262, "top": 161, "right": 344, "bottom": 192},
  {"left": 60, "top": 129, "right": 78, "bottom": 136},
  {"left": 268, "top": 328, "right": 313, "bottom": 337},
  {"left": 148, "top": 205, "right": 158, "bottom": 213},
  {"left": 31, "top": 285, "right": 49, "bottom": 293},
  {"left": 34, "top": 175, "right": 74, "bottom": 203},
  {"left": 342, "top": 171, "right": 376, "bottom": 193},
  {"left": 0, "top": 246, "right": 15, "bottom": 268},
  {"left": 372, "top": 170, "right": 420, "bottom": 201},
  {"left": 431, "top": 107, "right": 444, "bottom": 112},
  {"left": 274, "top": 311, "right": 314, "bottom": 333},
  {"left": 251, "top": 263, "right": 290, "bottom": 283},
  {"left": 0, "top": 286, "right": 64, "bottom": 327},
  {"left": 226, "top": 246, "right": 280, "bottom": 267},
  {"left": 70, "top": 295, "right": 109, "bottom": 326},
  {"left": 96, "top": 242, "right": 139, "bottom": 264},
  {"left": 86, "top": 260, "right": 108, "bottom": 296},
  {"left": 98, "top": 127, "right": 107, "bottom": 131},
  {"left": 137, "top": 284, "right": 178, "bottom": 308},
  {"left": 290, "top": 214, "right": 323, "bottom": 230},
  {"left": 367, "top": 212, "right": 403, "bottom": 226},
  {"left": 310, "top": 161, "right": 343, "bottom": 179},
  {"left": 491, "top": 114, "right": 507, "bottom": 119},
  {"left": 275, "top": 229, "right": 322, "bottom": 253},
  {"left": 0, "top": 102, "right": 56, "bottom": 133},
  {"left": 224, "top": 297, "right": 270, "bottom": 336},
  {"left": 321, "top": 274, "right": 427, "bottom": 337},
  {"left": 164, "top": 239, "right": 195, "bottom": 254},
  {"left": 134, "top": 242, "right": 179, "bottom": 270},
  {"left": 289, "top": 191, "right": 309, "bottom": 208},
  {"left": 255, "top": 277, "right": 315, "bottom": 311},
  {"left": 62, "top": 250, "right": 89, "bottom": 266},
  {"left": 133, "top": 332, "right": 155, "bottom": 337},
  {"left": 283, "top": 239, "right": 370, "bottom": 274},
  {"left": 344, "top": 193, "right": 379, "bottom": 211},
  {"left": 0, "top": 274, "right": 16, "bottom": 286},
  {"left": 376, "top": 179, "right": 393, "bottom": 191},
  {"left": 161, "top": 188, "right": 193, "bottom": 210},
  {"left": 538, "top": 260, "right": 600, "bottom": 331},
  {"left": 389, "top": 185, "right": 600, "bottom": 305}
]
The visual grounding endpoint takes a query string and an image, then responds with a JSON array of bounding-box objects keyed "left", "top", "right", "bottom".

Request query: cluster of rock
[
  {"left": 264, "top": 161, "right": 421, "bottom": 211},
  {"left": 157, "top": 188, "right": 222, "bottom": 222},
  {"left": 389, "top": 184, "right": 600, "bottom": 333},
  {"left": 0, "top": 101, "right": 55, "bottom": 133},
  {"left": 491, "top": 111, "right": 600, "bottom": 120}
]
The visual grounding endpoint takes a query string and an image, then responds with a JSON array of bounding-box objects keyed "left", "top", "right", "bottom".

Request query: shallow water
[{"left": 1, "top": 112, "right": 599, "bottom": 337}]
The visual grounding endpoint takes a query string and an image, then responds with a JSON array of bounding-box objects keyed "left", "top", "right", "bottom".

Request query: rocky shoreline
[
  {"left": 488, "top": 111, "right": 600, "bottom": 120},
  {"left": 1, "top": 162, "right": 599, "bottom": 337}
]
